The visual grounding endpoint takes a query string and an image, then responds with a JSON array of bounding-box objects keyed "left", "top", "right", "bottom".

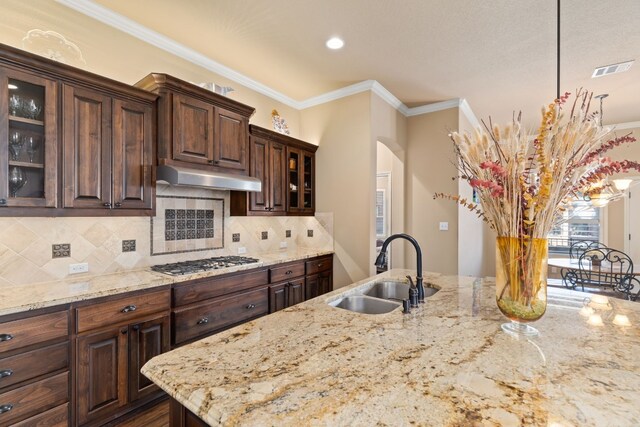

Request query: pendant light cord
[{"left": 557, "top": 0, "right": 561, "bottom": 99}]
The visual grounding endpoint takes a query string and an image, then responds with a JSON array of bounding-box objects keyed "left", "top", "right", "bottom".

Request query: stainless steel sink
[
  {"left": 363, "top": 280, "right": 440, "bottom": 301},
  {"left": 330, "top": 295, "right": 401, "bottom": 314}
]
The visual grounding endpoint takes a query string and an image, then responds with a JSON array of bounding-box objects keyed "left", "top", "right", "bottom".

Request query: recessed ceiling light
[{"left": 326, "top": 37, "right": 344, "bottom": 50}]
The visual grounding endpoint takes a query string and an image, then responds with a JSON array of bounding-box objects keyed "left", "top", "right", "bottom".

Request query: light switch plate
[
  {"left": 439, "top": 222, "right": 449, "bottom": 231},
  {"left": 280, "top": 241, "right": 287, "bottom": 249},
  {"left": 238, "top": 246, "right": 247, "bottom": 254}
]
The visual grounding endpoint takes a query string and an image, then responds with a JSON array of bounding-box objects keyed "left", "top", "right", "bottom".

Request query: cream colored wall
[
  {"left": 405, "top": 108, "right": 459, "bottom": 274},
  {"left": 607, "top": 127, "right": 640, "bottom": 250},
  {"left": 371, "top": 94, "right": 407, "bottom": 270},
  {"left": 300, "top": 92, "right": 373, "bottom": 287},
  {"left": 456, "top": 111, "right": 484, "bottom": 277},
  {"left": 0, "top": 0, "right": 301, "bottom": 136}
]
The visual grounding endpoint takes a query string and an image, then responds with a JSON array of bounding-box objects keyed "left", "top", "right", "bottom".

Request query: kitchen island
[{"left": 142, "top": 269, "right": 640, "bottom": 426}]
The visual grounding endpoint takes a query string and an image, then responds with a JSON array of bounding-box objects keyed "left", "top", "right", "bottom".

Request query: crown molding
[
  {"left": 611, "top": 121, "right": 640, "bottom": 131},
  {"left": 56, "top": 0, "right": 481, "bottom": 124},
  {"left": 297, "top": 80, "right": 376, "bottom": 109}
]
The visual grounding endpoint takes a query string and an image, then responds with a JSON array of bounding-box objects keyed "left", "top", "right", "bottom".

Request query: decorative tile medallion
[
  {"left": 122, "top": 240, "right": 136, "bottom": 252},
  {"left": 52, "top": 243, "right": 70, "bottom": 258},
  {"left": 232, "top": 233, "right": 240, "bottom": 242},
  {"left": 261, "top": 231, "right": 268, "bottom": 240},
  {"left": 151, "top": 195, "right": 224, "bottom": 255},
  {"left": 286, "top": 230, "right": 291, "bottom": 238},
  {"left": 307, "top": 229, "right": 314, "bottom": 237}
]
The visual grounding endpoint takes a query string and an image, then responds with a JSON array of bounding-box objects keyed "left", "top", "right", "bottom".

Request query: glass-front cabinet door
[
  {"left": 287, "top": 148, "right": 300, "bottom": 211},
  {"left": 0, "top": 69, "right": 57, "bottom": 207},
  {"left": 301, "top": 150, "right": 314, "bottom": 213}
]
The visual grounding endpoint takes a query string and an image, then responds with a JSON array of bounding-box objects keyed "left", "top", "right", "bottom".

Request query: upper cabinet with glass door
[{"left": 0, "top": 69, "right": 57, "bottom": 208}]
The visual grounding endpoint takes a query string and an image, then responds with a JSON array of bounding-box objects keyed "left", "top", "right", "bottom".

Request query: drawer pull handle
[
  {"left": 0, "top": 334, "right": 13, "bottom": 342},
  {"left": 121, "top": 305, "right": 137, "bottom": 313},
  {"left": 114, "top": 202, "right": 122, "bottom": 208},
  {"left": 0, "top": 404, "right": 13, "bottom": 414},
  {"left": 0, "top": 370, "right": 12, "bottom": 379},
  {"left": 197, "top": 317, "right": 209, "bottom": 325},
  {"left": 103, "top": 202, "right": 112, "bottom": 208},
  {"left": 246, "top": 304, "right": 256, "bottom": 309},
  {"left": 0, "top": 199, "right": 6, "bottom": 206},
  {"left": 285, "top": 270, "right": 293, "bottom": 275},
  {"left": 318, "top": 263, "right": 323, "bottom": 267}
]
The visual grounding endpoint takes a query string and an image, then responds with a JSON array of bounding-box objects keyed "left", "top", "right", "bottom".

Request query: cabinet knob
[
  {"left": 214, "top": 160, "right": 220, "bottom": 165},
  {"left": 121, "top": 304, "right": 137, "bottom": 313},
  {"left": 264, "top": 206, "right": 269, "bottom": 210},
  {"left": 121, "top": 328, "right": 128, "bottom": 335},
  {"left": 0, "top": 334, "right": 13, "bottom": 343},
  {"left": 0, "top": 404, "right": 13, "bottom": 414},
  {"left": 103, "top": 202, "right": 112, "bottom": 208},
  {"left": 114, "top": 202, "right": 122, "bottom": 208},
  {"left": 0, "top": 370, "right": 13, "bottom": 379},
  {"left": 132, "top": 324, "right": 140, "bottom": 331},
  {"left": 197, "top": 317, "right": 209, "bottom": 325},
  {"left": 285, "top": 270, "right": 293, "bottom": 275},
  {"left": 246, "top": 304, "right": 256, "bottom": 309},
  {"left": 0, "top": 199, "right": 6, "bottom": 206},
  {"left": 318, "top": 263, "right": 323, "bottom": 268}
]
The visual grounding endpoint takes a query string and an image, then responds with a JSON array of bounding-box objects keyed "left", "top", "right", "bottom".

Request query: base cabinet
[
  {"left": 269, "top": 278, "right": 305, "bottom": 313},
  {"left": 75, "top": 289, "right": 170, "bottom": 426}
]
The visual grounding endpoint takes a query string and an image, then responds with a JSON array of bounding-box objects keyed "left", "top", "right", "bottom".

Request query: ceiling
[{"left": 81, "top": 0, "right": 639, "bottom": 127}]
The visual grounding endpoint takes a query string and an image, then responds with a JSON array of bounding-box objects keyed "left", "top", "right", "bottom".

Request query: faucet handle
[{"left": 406, "top": 275, "right": 415, "bottom": 288}]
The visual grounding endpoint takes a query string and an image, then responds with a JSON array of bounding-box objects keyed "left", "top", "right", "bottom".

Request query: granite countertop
[
  {"left": 0, "top": 248, "right": 333, "bottom": 316},
  {"left": 142, "top": 269, "right": 640, "bottom": 426}
]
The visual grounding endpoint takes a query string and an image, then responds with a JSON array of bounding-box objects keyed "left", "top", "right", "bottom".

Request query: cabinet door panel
[
  {"left": 62, "top": 84, "right": 112, "bottom": 208},
  {"left": 249, "top": 136, "right": 269, "bottom": 212},
  {"left": 77, "top": 327, "right": 127, "bottom": 424},
  {"left": 129, "top": 315, "right": 169, "bottom": 402},
  {"left": 270, "top": 141, "right": 287, "bottom": 214},
  {"left": 214, "top": 109, "right": 247, "bottom": 171},
  {"left": 318, "top": 269, "right": 333, "bottom": 295},
  {"left": 269, "top": 283, "right": 288, "bottom": 313},
  {"left": 112, "top": 98, "right": 153, "bottom": 210},
  {"left": 172, "top": 94, "right": 214, "bottom": 164},
  {"left": 287, "top": 278, "right": 305, "bottom": 307},
  {"left": 305, "top": 274, "right": 319, "bottom": 301}
]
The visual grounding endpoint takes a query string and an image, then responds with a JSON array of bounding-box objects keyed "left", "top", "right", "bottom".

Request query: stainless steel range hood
[{"left": 157, "top": 165, "right": 261, "bottom": 192}]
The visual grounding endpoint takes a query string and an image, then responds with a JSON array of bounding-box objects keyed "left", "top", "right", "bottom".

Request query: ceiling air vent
[{"left": 592, "top": 60, "right": 634, "bottom": 78}]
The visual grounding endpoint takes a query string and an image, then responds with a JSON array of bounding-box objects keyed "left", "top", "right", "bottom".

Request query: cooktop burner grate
[{"left": 151, "top": 256, "right": 260, "bottom": 276}]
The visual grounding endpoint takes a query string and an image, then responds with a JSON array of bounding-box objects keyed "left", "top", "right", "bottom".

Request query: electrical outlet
[
  {"left": 69, "top": 263, "right": 89, "bottom": 274},
  {"left": 238, "top": 246, "right": 247, "bottom": 254},
  {"left": 280, "top": 241, "right": 287, "bottom": 249},
  {"left": 439, "top": 222, "right": 449, "bottom": 231}
]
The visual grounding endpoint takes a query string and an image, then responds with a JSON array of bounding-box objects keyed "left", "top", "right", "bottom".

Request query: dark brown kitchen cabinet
[
  {"left": 0, "top": 68, "right": 58, "bottom": 208},
  {"left": 231, "top": 125, "right": 317, "bottom": 216},
  {"left": 269, "top": 278, "right": 305, "bottom": 313},
  {"left": 76, "top": 325, "right": 128, "bottom": 424},
  {"left": 0, "top": 43, "right": 157, "bottom": 216},
  {"left": 288, "top": 147, "right": 315, "bottom": 214},
  {"left": 135, "top": 73, "right": 254, "bottom": 174},
  {"left": 305, "top": 255, "right": 333, "bottom": 300},
  {"left": 63, "top": 86, "right": 154, "bottom": 212},
  {"left": 0, "top": 308, "right": 70, "bottom": 425},
  {"left": 75, "top": 288, "right": 170, "bottom": 426}
]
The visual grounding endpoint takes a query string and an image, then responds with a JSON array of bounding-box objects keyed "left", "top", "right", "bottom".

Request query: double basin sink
[{"left": 329, "top": 279, "right": 439, "bottom": 314}]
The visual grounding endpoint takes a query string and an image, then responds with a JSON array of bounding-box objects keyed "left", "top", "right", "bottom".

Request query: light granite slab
[
  {"left": 142, "top": 269, "right": 640, "bottom": 426},
  {"left": 0, "top": 248, "right": 334, "bottom": 316}
]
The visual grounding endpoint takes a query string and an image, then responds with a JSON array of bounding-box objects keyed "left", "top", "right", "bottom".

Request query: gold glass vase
[{"left": 495, "top": 236, "right": 548, "bottom": 336}]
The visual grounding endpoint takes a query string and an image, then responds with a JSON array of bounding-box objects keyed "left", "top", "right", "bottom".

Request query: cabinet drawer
[
  {"left": 13, "top": 402, "right": 68, "bottom": 427},
  {"left": 76, "top": 289, "right": 170, "bottom": 333},
  {"left": 173, "top": 269, "right": 268, "bottom": 307},
  {"left": 0, "top": 372, "right": 68, "bottom": 425},
  {"left": 305, "top": 255, "right": 332, "bottom": 275},
  {"left": 173, "top": 287, "right": 268, "bottom": 345},
  {"left": 0, "top": 311, "right": 68, "bottom": 356},
  {"left": 0, "top": 342, "right": 68, "bottom": 390},
  {"left": 270, "top": 262, "right": 305, "bottom": 283}
]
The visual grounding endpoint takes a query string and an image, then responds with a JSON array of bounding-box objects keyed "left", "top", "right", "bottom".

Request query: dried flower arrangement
[{"left": 436, "top": 90, "right": 637, "bottom": 326}]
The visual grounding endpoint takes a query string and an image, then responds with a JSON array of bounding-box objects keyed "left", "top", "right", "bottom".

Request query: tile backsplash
[{"left": 0, "top": 184, "right": 333, "bottom": 286}]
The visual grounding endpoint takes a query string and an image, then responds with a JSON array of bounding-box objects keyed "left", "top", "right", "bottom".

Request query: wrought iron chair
[
  {"left": 563, "top": 247, "right": 637, "bottom": 300},
  {"left": 568, "top": 240, "right": 608, "bottom": 260}
]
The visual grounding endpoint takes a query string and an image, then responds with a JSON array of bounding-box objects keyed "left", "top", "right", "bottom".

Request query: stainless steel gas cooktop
[{"left": 151, "top": 256, "right": 260, "bottom": 276}]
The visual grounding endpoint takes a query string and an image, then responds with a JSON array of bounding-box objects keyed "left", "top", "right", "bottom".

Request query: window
[
  {"left": 376, "top": 189, "right": 385, "bottom": 237},
  {"left": 548, "top": 201, "right": 601, "bottom": 254}
]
